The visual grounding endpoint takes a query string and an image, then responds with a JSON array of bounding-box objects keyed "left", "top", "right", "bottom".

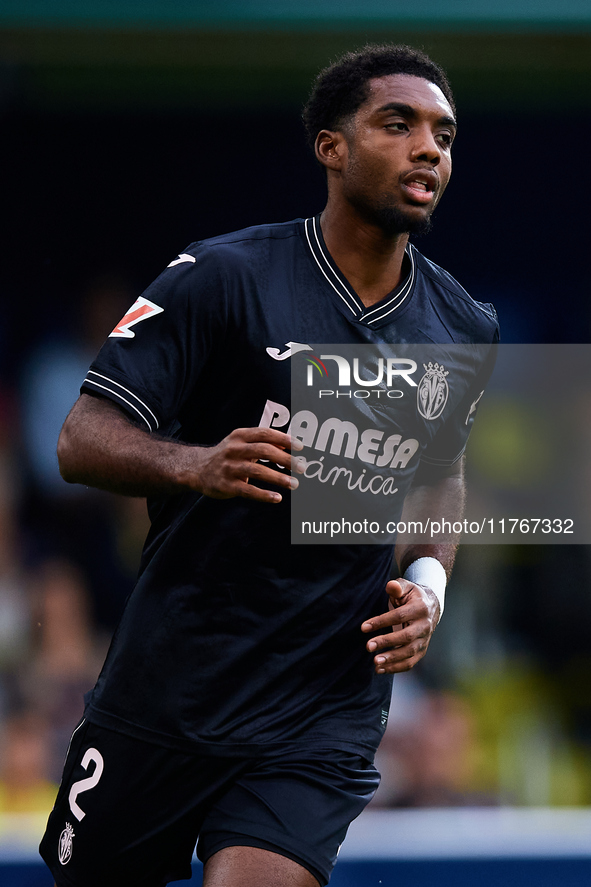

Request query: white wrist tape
[{"left": 403, "top": 557, "right": 447, "bottom": 622}]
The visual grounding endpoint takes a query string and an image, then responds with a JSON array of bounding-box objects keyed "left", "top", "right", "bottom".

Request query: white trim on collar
[{"left": 304, "top": 216, "right": 415, "bottom": 326}]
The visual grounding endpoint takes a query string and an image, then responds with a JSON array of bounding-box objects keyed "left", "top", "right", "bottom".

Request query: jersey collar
[{"left": 303, "top": 215, "right": 416, "bottom": 327}]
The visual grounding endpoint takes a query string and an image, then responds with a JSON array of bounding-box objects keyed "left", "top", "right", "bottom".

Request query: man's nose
[{"left": 410, "top": 126, "right": 441, "bottom": 165}]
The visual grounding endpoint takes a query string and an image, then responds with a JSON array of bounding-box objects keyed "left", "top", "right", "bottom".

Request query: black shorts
[{"left": 40, "top": 719, "right": 380, "bottom": 887}]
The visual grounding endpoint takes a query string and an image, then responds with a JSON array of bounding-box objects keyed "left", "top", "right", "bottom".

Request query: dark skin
[
  {"left": 57, "top": 73, "right": 462, "bottom": 887},
  {"left": 362, "top": 456, "right": 464, "bottom": 675},
  {"left": 318, "top": 74, "right": 455, "bottom": 304},
  {"left": 312, "top": 73, "right": 460, "bottom": 675},
  {"left": 57, "top": 394, "right": 304, "bottom": 501}
]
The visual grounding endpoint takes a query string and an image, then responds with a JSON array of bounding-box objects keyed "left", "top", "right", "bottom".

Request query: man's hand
[
  {"left": 188, "top": 427, "right": 304, "bottom": 503},
  {"left": 361, "top": 579, "right": 440, "bottom": 674}
]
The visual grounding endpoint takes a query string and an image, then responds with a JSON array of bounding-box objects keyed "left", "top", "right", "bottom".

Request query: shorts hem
[
  {"left": 40, "top": 848, "right": 190, "bottom": 887},
  {"left": 39, "top": 855, "right": 82, "bottom": 887}
]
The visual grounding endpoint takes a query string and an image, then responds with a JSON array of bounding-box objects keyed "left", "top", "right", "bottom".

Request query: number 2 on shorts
[{"left": 68, "top": 748, "right": 104, "bottom": 821}]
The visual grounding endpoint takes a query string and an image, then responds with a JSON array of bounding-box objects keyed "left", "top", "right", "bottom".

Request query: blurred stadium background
[{"left": 1, "top": 1, "right": 591, "bottom": 884}]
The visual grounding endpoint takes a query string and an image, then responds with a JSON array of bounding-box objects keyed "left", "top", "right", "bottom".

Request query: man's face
[{"left": 338, "top": 74, "right": 456, "bottom": 236}]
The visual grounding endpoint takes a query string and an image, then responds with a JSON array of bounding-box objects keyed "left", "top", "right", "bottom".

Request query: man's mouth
[{"left": 401, "top": 170, "right": 438, "bottom": 204}]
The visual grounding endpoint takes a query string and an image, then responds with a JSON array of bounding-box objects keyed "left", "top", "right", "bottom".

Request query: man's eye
[
  {"left": 436, "top": 132, "right": 454, "bottom": 146},
  {"left": 386, "top": 122, "right": 408, "bottom": 132}
]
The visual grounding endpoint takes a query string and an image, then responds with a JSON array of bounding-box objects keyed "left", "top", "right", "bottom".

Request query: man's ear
[{"left": 315, "top": 130, "right": 347, "bottom": 171}]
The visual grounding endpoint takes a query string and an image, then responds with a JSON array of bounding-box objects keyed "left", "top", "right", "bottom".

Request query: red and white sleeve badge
[{"left": 109, "top": 297, "right": 164, "bottom": 339}]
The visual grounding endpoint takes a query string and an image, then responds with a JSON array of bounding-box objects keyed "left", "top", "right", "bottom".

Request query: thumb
[{"left": 386, "top": 579, "right": 407, "bottom": 607}]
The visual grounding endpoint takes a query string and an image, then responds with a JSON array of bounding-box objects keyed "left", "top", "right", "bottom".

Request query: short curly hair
[{"left": 302, "top": 44, "right": 455, "bottom": 151}]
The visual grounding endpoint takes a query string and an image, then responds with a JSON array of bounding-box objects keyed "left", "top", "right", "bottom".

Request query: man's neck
[{"left": 320, "top": 203, "right": 409, "bottom": 308}]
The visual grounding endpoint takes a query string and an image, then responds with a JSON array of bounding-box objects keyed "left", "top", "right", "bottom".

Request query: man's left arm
[{"left": 361, "top": 456, "right": 465, "bottom": 674}]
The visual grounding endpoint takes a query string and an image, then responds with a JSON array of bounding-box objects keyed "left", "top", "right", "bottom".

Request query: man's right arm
[{"left": 58, "top": 393, "right": 301, "bottom": 503}]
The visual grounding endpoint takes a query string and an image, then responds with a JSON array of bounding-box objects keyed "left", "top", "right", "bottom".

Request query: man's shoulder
[
  {"left": 182, "top": 218, "right": 303, "bottom": 260},
  {"left": 145, "top": 218, "right": 306, "bottom": 307},
  {"left": 412, "top": 245, "right": 499, "bottom": 340}
]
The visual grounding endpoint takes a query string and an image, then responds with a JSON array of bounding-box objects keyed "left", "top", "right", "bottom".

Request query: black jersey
[{"left": 81, "top": 216, "right": 498, "bottom": 759}]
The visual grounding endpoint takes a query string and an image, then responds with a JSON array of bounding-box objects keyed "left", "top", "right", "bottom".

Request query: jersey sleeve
[
  {"left": 81, "top": 246, "right": 228, "bottom": 432},
  {"left": 420, "top": 340, "right": 498, "bottom": 467}
]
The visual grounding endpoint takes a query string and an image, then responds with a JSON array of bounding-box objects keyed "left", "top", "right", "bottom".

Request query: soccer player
[{"left": 41, "top": 45, "right": 498, "bottom": 887}]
